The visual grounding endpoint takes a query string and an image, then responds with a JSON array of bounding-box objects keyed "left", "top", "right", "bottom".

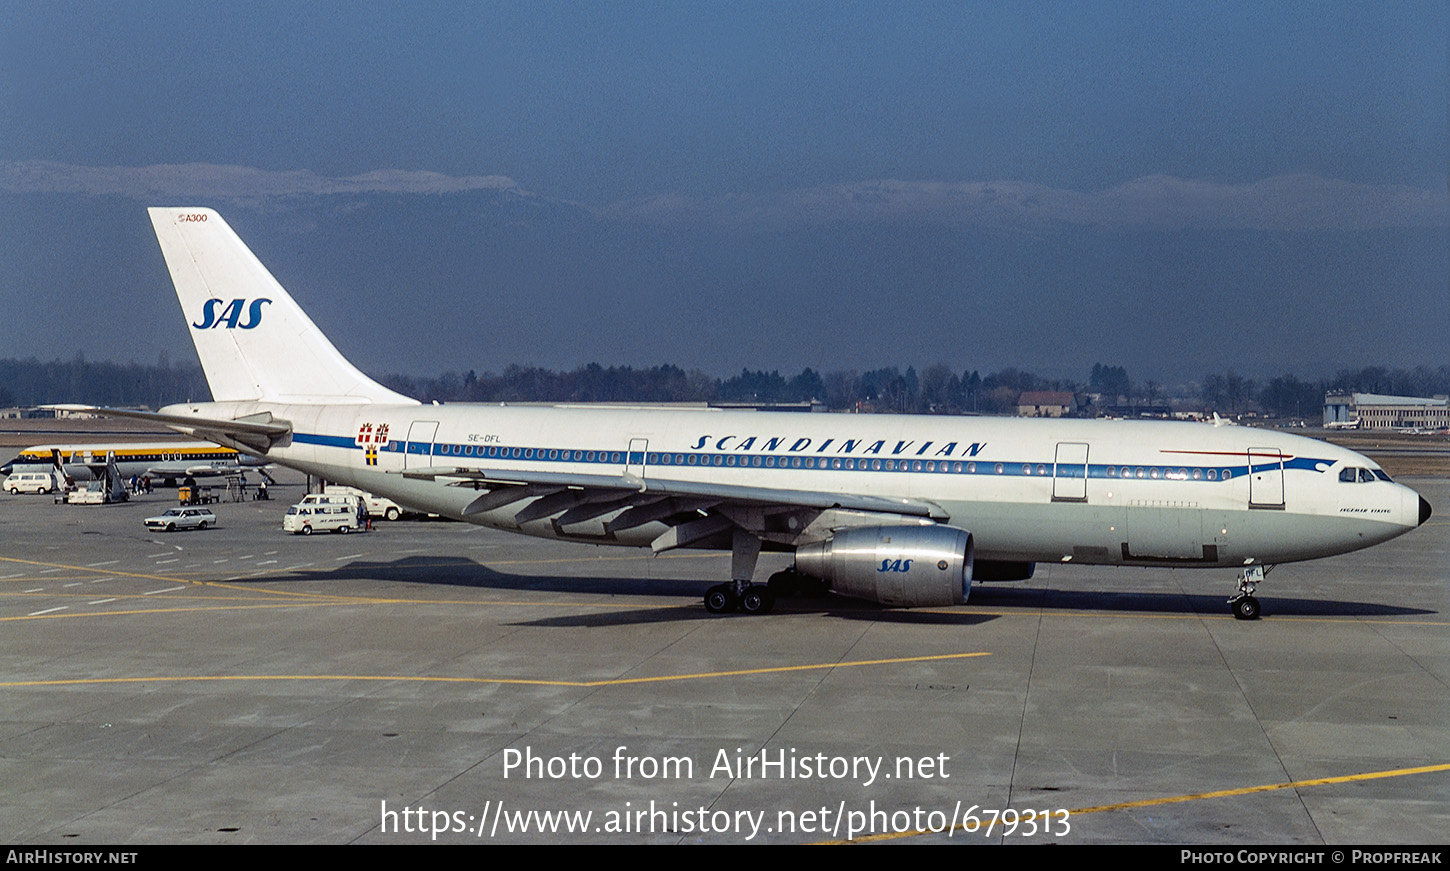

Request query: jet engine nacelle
[{"left": 794, "top": 525, "right": 974, "bottom": 607}]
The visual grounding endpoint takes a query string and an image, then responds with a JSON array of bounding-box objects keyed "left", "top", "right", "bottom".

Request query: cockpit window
[
  {"left": 1340, "top": 466, "right": 1385, "bottom": 484},
  {"left": 1373, "top": 469, "right": 1393, "bottom": 482}
]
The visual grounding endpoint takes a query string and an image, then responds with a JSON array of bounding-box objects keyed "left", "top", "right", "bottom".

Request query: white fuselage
[{"left": 160, "top": 399, "right": 1424, "bottom": 569}]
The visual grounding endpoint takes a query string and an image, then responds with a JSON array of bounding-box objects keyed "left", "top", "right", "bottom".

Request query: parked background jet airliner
[
  {"left": 2, "top": 441, "right": 266, "bottom": 484},
  {"left": 71, "top": 208, "right": 1431, "bottom": 619}
]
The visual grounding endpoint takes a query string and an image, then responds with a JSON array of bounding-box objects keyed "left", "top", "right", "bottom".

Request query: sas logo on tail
[{"left": 192, "top": 298, "right": 271, "bottom": 330}]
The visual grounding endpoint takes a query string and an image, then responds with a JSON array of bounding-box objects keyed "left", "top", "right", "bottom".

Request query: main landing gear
[
  {"left": 704, "top": 530, "right": 834, "bottom": 616},
  {"left": 1228, "top": 565, "right": 1270, "bottom": 620},
  {"left": 702, "top": 568, "right": 831, "bottom": 615},
  {"left": 703, "top": 528, "right": 778, "bottom": 615},
  {"left": 703, "top": 580, "right": 775, "bottom": 615}
]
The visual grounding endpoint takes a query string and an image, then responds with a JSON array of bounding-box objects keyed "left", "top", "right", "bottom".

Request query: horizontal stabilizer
[{"left": 44, "top": 405, "right": 291, "bottom": 455}]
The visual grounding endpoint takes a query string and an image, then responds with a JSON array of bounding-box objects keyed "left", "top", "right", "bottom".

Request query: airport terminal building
[{"left": 1323, "top": 392, "right": 1450, "bottom": 430}]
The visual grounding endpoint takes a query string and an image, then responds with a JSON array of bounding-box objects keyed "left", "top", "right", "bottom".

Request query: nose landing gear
[
  {"left": 1228, "top": 564, "right": 1269, "bottom": 620},
  {"left": 1231, "top": 594, "right": 1261, "bottom": 621}
]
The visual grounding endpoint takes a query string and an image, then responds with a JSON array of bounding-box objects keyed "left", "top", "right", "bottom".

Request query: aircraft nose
[{"left": 1420, "top": 496, "right": 1433, "bottom": 526}]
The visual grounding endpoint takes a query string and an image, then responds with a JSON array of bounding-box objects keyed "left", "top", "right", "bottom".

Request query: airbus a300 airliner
[{"left": 76, "top": 208, "right": 1431, "bottom": 619}]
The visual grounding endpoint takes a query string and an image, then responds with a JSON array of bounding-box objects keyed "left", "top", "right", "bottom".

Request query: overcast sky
[{"left": 1, "top": 1, "right": 1445, "bottom": 385}]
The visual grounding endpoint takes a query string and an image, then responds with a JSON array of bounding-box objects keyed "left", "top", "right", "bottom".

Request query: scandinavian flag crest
[{"left": 356, "top": 422, "right": 390, "bottom": 466}]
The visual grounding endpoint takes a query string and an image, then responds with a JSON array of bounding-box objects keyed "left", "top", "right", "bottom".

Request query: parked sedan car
[{"left": 144, "top": 507, "right": 217, "bottom": 532}]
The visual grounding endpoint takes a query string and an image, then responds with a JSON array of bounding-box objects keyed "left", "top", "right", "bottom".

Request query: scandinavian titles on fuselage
[{"left": 686, "top": 434, "right": 987, "bottom": 457}]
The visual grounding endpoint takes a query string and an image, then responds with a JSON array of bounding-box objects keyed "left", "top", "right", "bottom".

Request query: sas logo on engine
[
  {"left": 878, "top": 559, "right": 913, "bottom": 573},
  {"left": 192, "top": 298, "right": 272, "bottom": 330}
]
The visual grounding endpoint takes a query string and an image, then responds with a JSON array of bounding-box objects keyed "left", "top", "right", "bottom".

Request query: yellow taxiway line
[
  {"left": 831, "top": 762, "right": 1450, "bottom": 843},
  {"left": 0, "top": 651, "right": 989, "bottom": 690}
]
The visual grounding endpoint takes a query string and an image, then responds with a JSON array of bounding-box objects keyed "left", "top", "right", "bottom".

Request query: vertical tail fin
[{"left": 148, "top": 207, "right": 417, "bottom": 406}]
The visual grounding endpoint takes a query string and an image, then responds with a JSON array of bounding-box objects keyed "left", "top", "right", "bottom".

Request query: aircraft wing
[
  {"left": 393, "top": 464, "right": 948, "bottom": 553},
  {"left": 145, "top": 463, "right": 247, "bottom": 479}
]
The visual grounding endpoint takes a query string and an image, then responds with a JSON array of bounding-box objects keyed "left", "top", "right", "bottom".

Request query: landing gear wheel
[
  {"left": 1229, "top": 565, "right": 1268, "bottom": 620},
  {"left": 704, "top": 584, "right": 737, "bottom": 613},
  {"left": 740, "top": 586, "right": 775, "bottom": 615}
]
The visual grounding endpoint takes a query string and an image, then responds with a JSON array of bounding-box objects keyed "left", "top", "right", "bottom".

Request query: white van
[
  {"left": 282, "top": 504, "right": 357, "bottom": 535},
  {"left": 299, "top": 492, "right": 362, "bottom": 512},
  {"left": 5, "top": 471, "right": 61, "bottom": 495},
  {"left": 322, "top": 485, "right": 406, "bottom": 521}
]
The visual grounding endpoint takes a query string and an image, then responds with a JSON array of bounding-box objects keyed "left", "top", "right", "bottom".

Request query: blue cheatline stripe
[
  {"left": 289, "top": 431, "right": 1332, "bottom": 485},
  {"left": 293, "top": 433, "right": 355, "bottom": 449}
]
